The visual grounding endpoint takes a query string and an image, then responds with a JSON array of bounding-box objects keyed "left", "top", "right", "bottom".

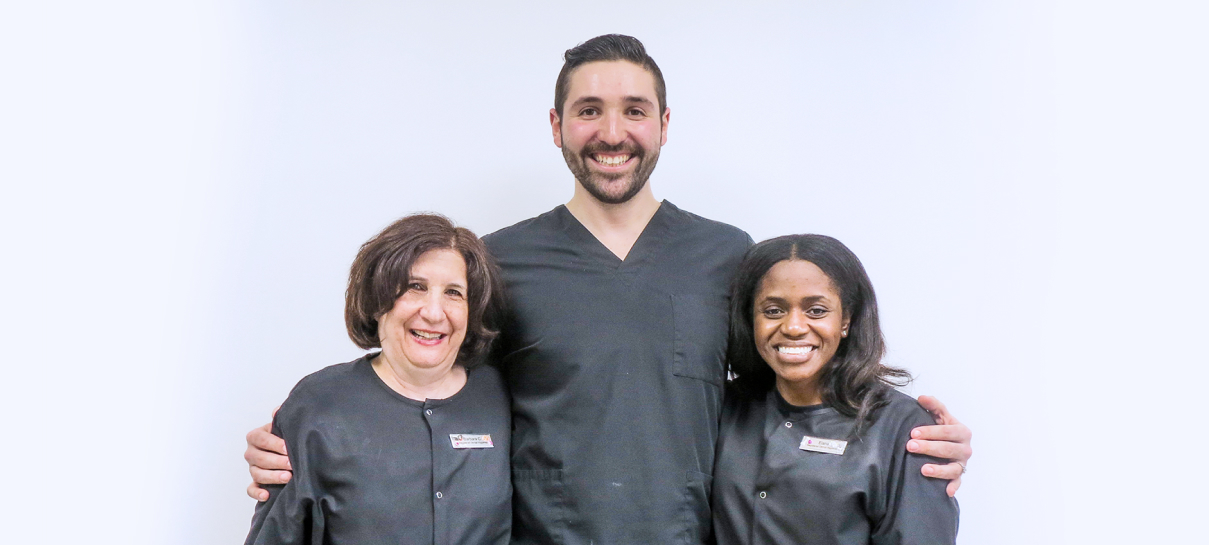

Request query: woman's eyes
[
  {"left": 409, "top": 283, "right": 464, "bottom": 298},
  {"left": 761, "top": 306, "right": 829, "bottom": 318},
  {"left": 761, "top": 307, "right": 785, "bottom": 318}
]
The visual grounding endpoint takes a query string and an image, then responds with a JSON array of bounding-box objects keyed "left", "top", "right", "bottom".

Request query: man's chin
[{"left": 578, "top": 176, "right": 646, "bottom": 205}]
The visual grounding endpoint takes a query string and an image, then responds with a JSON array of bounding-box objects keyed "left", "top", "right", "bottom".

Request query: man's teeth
[
  {"left": 594, "top": 154, "right": 630, "bottom": 166},
  {"left": 412, "top": 330, "right": 443, "bottom": 340},
  {"left": 777, "top": 346, "right": 814, "bottom": 355}
]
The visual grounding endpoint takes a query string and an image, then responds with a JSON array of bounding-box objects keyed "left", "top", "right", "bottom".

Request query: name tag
[
  {"left": 800, "top": 435, "right": 847, "bottom": 455},
  {"left": 449, "top": 434, "right": 494, "bottom": 449}
]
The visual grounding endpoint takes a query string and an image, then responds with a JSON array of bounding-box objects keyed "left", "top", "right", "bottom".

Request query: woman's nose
[
  {"left": 419, "top": 295, "right": 445, "bottom": 322},
  {"left": 782, "top": 312, "right": 808, "bottom": 336}
]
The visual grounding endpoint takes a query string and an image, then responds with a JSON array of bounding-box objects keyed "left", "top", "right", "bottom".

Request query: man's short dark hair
[
  {"left": 344, "top": 213, "right": 503, "bottom": 366},
  {"left": 554, "top": 34, "right": 667, "bottom": 118}
]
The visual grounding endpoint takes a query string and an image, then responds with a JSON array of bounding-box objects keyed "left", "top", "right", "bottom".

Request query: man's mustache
[{"left": 581, "top": 141, "right": 643, "bottom": 157}]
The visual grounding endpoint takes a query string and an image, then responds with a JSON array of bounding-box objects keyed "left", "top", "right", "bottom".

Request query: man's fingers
[
  {"left": 946, "top": 476, "right": 962, "bottom": 497},
  {"left": 246, "top": 406, "right": 290, "bottom": 501},
  {"left": 921, "top": 461, "right": 964, "bottom": 481},
  {"left": 914, "top": 395, "right": 970, "bottom": 497},
  {"left": 917, "top": 395, "right": 961, "bottom": 426},
  {"left": 245, "top": 445, "right": 292, "bottom": 472},
  {"left": 247, "top": 482, "right": 271, "bottom": 502},
  {"left": 907, "top": 438, "right": 972, "bottom": 463},
  {"left": 910, "top": 423, "right": 972, "bottom": 443},
  {"left": 246, "top": 425, "right": 288, "bottom": 456},
  {"left": 250, "top": 465, "right": 293, "bottom": 486}
]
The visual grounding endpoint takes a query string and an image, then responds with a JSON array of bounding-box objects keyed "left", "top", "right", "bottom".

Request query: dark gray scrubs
[
  {"left": 712, "top": 386, "right": 959, "bottom": 545},
  {"left": 245, "top": 355, "right": 512, "bottom": 545},
  {"left": 483, "top": 202, "right": 752, "bottom": 545}
]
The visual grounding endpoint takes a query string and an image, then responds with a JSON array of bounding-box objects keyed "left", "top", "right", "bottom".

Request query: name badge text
[
  {"left": 449, "top": 434, "right": 494, "bottom": 449},
  {"left": 800, "top": 435, "right": 847, "bottom": 455}
]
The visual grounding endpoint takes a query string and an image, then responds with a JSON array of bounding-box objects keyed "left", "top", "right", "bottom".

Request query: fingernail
[
  {"left": 281, "top": 472, "right": 292, "bottom": 481},
  {"left": 923, "top": 465, "right": 934, "bottom": 476},
  {"left": 911, "top": 429, "right": 921, "bottom": 438},
  {"left": 259, "top": 492, "right": 268, "bottom": 501},
  {"left": 907, "top": 440, "right": 919, "bottom": 451}
]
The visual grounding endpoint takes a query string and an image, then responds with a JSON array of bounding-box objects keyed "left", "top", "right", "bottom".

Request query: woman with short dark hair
[
  {"left": 245, "top": 214, "right": 511, "bottom": 545},
  {"left": 712, "top": 234, "right": 959, "bottom": 545}
]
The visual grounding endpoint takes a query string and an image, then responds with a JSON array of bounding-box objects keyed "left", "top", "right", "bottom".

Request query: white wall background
[{"left": 2, "top": 1, "right": 1205, "bottom": 543}]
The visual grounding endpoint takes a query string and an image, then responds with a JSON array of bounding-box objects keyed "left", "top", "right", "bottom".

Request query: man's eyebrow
[
  {"left": 567, "top": 95, "right": 656, "bottom": 109},
  {"left": 568, "top": 96, "right": 603, "bottom": 109}
]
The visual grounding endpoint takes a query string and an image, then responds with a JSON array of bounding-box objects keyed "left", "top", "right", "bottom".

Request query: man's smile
[{"left": 592, "top": 153, "right": 633, "bottom": 168}]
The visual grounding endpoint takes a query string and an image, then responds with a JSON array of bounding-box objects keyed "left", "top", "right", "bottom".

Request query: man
[{"left": 245, "top": 35, "right": 972, "bottom": 544}]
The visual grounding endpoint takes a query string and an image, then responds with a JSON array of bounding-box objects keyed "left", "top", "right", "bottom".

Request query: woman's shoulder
[
  {"left": 461, "top": 363, "right": 510, "bottom": 409},
  {"left": 275, "top": 354, "right": 377, "bottom": 421},
  {"left": 721, "top": 380, "right": 773, "bottom": 420},
  {"left": 873, "top": 389, "right": 936, "bottom": 433},
  {"left": 288, "top": 355, "right": 373, "bottom": 397},
  {"left": 467, "top": 362, "right": 504, "bottom": 385}
]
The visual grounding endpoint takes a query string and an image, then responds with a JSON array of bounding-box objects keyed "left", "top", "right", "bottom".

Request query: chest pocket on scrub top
[{"left": 670, "top": 294, "right": 728, "bottom": 386}]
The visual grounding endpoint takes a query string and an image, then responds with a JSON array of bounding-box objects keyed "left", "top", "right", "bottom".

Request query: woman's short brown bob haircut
[{"left": 344, "top": 213, "right": 503, "bottom": 367}]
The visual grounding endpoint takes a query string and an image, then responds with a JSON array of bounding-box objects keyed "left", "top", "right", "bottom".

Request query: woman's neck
[
  {"left": 776, "top": 376, "right": 824, "bottom": 407},
  {"left": 371, "top": 352, "right": 467, "bottom": 401}
]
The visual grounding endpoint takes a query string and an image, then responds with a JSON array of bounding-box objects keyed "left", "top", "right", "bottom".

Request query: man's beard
[{"left": 562, "top": 139, "right": 660, "bottom": 205}]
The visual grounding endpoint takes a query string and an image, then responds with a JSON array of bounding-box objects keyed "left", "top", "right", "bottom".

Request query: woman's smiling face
[
  {"left": 377, "top": 248, "right": 469, "bottom": 372},
  {"left": 752, "top": 259, "right": 850, "bottom": 406}
]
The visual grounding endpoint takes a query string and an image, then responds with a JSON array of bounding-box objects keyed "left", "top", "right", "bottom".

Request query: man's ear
[
  {"left": 550, "top": 108, "right": 563, "bottom": 148},
  {"left": 660, "top": 107, "right": 670, "bottom": 146}
]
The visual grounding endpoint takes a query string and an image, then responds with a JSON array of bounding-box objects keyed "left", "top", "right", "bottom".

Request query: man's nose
[{"left": 598, "top": 110, "right": 625, "bottom": 145}]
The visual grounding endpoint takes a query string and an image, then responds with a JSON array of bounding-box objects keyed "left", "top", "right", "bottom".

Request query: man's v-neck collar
[{"left": 555, "top": 200, "right": 678, "bottom": 271}]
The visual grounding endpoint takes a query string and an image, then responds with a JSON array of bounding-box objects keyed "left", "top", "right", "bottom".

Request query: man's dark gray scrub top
[
  {"left": 483, "top": 202, "right": 752, "bottom": 545},
  {"left": 245, "top": 355, "right": 512, "bottom": 545},
  {"left": 712, "top": 386, "right": 959, "bottom": 545}
]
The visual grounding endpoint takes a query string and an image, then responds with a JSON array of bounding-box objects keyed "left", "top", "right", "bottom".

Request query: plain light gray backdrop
[{"left": 2, "top": 1, "right": 1205, "bottom": 544}]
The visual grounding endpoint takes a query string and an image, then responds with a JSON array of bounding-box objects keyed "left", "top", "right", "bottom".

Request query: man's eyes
[{"left": 576, "top": 107, "right": 648, "bottom": 117}]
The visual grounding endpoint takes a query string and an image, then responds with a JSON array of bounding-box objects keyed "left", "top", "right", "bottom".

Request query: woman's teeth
[
  {"left": 777, "top": 346, "right": 814, "bottom": 355},
  {"left": 412, "top": 330, "right": 444, "bottom": 340}
]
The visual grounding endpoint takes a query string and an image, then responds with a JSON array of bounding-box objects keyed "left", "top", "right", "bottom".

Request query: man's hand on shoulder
[
  {"left": 908, "top": 395, "right": 972, "bottom": 497},
  {"left": 244, "top": 407, "right": 292, "bottom": 501}
]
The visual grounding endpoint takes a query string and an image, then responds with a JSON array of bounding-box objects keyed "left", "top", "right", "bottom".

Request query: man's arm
[
  {"left": 245, "top": 409, "right": 293, "bottom": 501},
  {"left": 908, "top": 395, "right": 972, "bottom": 497}
]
